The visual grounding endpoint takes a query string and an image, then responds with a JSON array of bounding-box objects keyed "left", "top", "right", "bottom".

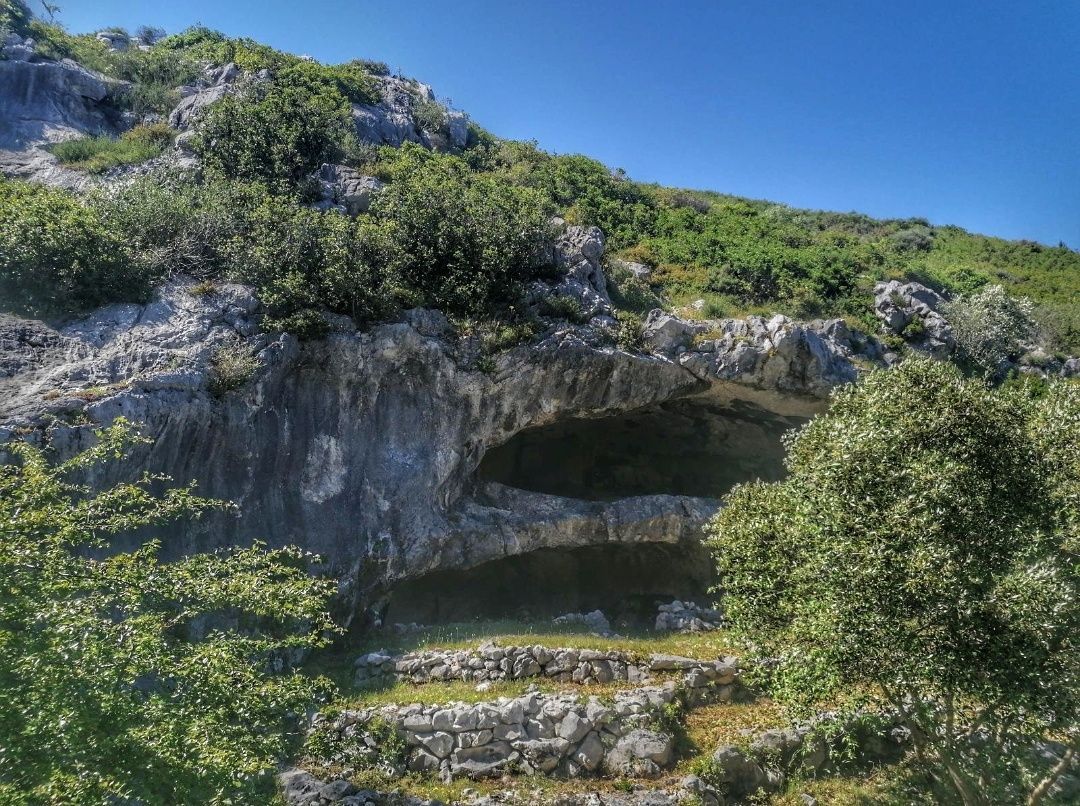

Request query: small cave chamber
[
  {"left": 381, "top": 542, "right": 715, "bottom": 629},
  {"left": 476, "top": 391, "right": 808, "bottom": 501}
]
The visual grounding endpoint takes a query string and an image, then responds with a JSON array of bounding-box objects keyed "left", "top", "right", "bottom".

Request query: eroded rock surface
[{"left": 0, "top": 230, "right": 879, "bottom": 619}]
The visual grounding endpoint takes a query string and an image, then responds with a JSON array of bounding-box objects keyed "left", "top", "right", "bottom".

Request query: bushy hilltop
[{"left": 1, "top": 0, "right": 1078, "bottom": 359}]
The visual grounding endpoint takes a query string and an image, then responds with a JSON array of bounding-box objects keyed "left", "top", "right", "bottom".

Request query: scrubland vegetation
[{"left": 2, "top": 0, "right": 1079, "bottom": 353}]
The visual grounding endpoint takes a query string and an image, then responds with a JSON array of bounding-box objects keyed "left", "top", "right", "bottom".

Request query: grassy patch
[
  {"left": 50, "top": 124, "right": 174, "bottom": 174},
  {"left": 347, "top": 620, "right": 740, "bottom": 659},
  {"left": 679, "top": 699, "right": 788, "bottom": 759}
]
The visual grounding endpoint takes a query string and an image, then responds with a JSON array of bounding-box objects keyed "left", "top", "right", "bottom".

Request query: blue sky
[{"left": 55, "top": 0, "right": 1079, "bottom": 246}]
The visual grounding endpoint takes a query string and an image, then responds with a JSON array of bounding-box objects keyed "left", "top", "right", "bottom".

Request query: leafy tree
[
  {"left": 709, "top": 359, "right": 1079, "bottom": 805},
  {"left": 0, "top": 422, "right": 336, "bottom": 804},
  {"left": 0, "top": 0, "right": 32, "bottom": 35}
]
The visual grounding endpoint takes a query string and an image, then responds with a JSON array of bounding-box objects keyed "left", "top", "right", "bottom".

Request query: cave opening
[
  {"left": 382, "top": 542, "right": 715, "bottom": 628},
  {"left": 476, "top": 392, "right": 809, "bottom": 501}
]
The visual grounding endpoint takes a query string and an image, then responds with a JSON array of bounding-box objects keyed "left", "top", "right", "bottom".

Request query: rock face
[
  {"left": 351, "top": 76, "right": 469, "bottom": 151},
  {"left": 168, "top": 61, "right": 246, "bottom": 130},
  {"left": 0, "top": 55, "right": 113, "bottom": 149},
  {"left": 873, "top": 280, "right": 955, "bottom": 358},
  {"left": 0, "top": 231, "right": 876, "bottom": 621},
  {"left": 642, "top": 310, "right": 881, "bottom": 399},
  {"left": 310, "top": 163, "right": 385, "bottom": 215}
]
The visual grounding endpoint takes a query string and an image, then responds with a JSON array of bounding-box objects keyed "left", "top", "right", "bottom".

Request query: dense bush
[
  {"left": 0, "top": 179, "right": 155, "bottom": 316},
  {"left": 0, "top": 0, "right": 31, "bottom": 36},
  {"left": 709, "top": 359, "right": 1079, "bottom": 805},
  {"left": 49, "top": 123, "right": 174, "bottom": 173},
  {"left": 373, "top": 144, "right": 549, "bottom": 316},
  {"left": 944, "top": 284, "right": 1038, "bottom": 376},
  {"left": 0, "top": 422, "right": 337, "bottom": 803},
  {"left": 193, "top": 76, "right": 351, "bottom": 187}
]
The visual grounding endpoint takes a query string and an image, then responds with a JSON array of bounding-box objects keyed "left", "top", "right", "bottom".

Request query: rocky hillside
[{"left": 1, "top": 3, "right": 1078, "bottom": 805}]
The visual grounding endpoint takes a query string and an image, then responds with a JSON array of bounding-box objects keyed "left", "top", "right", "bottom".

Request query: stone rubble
[
  {"left": 354, "top": 643, "right": 739, "bottom": 693},
  {"left": 550, "top": 610, "right": 613, "bottom": 636},
  {"left": 654, "top": 600, "right": 724, "bottom": 633}
]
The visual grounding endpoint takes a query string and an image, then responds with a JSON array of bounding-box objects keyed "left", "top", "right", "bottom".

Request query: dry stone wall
[
  {"left": 353, "top": 643, "right": 739, "bottom": 691},
  {"left": 311, "top": 678, "right": 736, "bottom": 783}
]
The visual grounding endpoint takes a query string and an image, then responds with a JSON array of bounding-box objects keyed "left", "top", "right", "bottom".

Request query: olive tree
[
  {"left": 0, "top": 422, "right": 337, "bottom": 804},
  {"left": 708, "top": 359, "right": 1078, "bottom": 805}
]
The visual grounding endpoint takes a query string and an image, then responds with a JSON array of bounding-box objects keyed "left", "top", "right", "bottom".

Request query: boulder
[
  {"left": 0, "top": 57, "right": 113, "bottom": 149},
  {"left": 604, "top": 729, "right": 674, "bottom": 777},
  {"left": 311, "top": 164, "right": 384, "bottom": 215}
]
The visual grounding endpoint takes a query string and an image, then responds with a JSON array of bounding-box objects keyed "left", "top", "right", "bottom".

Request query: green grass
[
  {"left": 348, "top": 619, "right": 740, "bottom": 657},
  {"left": 49, "top": 124, "right": 174, "bottom": 174}
]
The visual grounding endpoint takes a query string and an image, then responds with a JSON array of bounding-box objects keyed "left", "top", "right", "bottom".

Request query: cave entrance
[
  {"left": 476, "top": 392, "right": 809, "bottom": 501},
  {"left": 382, "top": 542, "right": 714, "bottom": 628}
]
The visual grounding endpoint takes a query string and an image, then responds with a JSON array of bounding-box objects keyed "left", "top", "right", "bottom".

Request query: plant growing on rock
[
  {"left": 208, "top": 340, "right": 261, "bottom": 397},
  {"left": 0, "top": 421, "right": 337, "bottom": 804},
  {"left": 708, "top": 359, "right": 1079, "bottom": 805}
]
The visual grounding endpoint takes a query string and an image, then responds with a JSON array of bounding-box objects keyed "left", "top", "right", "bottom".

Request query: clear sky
[{"left": 54, "top": 0, "right": 1079, "bottom": 247}]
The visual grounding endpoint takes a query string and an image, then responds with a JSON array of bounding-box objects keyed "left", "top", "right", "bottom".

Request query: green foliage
[
  {"left": 606, "top": 260, "right": 663, "bottom": 315},
  {"left": 49, "top": 124, "right": 175, "bottom": 173},
  {"left": 944, "top": 284, "right": 1038, "bottom": 376},
  {"left": 23, "top": 25, "right": 198, "bottom": 114},
  {"left": 0, "top": 0, "right": 31, "bottom": 37},
  {"left": 614, "top": 309, "right": 644, "bottom": 351},
  {"left": 0, "top": 178, "right": 156, "bottom": 316},
  {"left": 193, "top": 75, "right": 352, "bottom": 187},
  {"left": 708, "top": 359, "right": 1079, "bottom": 805},
  {"left": 0, "top": 422, "right": 337, "bottom": 804},
  {"left": 303, "top": 714, "right": 406, "bottom": 779},
  {"left": 373, "top": 144, "right": 549, "bottom": 316},
  {"left": 538, "top": 293, "right": 588, "bottom": 323},
  {"left": 412, "top": 97, "right": 449, "bottom": 135}
]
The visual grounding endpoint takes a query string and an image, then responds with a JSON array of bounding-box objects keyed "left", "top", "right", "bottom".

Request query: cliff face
[{"left": 0, "top": 227, "right": 881, "bottom": 624}]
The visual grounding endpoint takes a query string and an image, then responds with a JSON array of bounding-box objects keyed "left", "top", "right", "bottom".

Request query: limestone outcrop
[{"left": 0, "top": 229, "right": 878, "bottom": 621}]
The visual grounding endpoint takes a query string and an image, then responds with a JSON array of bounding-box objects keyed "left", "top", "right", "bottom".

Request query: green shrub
[
  {"left": 538, "top": 293, "right": 588, "bottom": 323},
  {"left": 193, "top": 73, "right": 352, "bottom": 187},
  {"left": 614, "top": 309, "right": 644, "bottom": 351},
  {"left": 606, "top": 260, "right": 663, "bottom": 315},
  {"left": 208, "top": 341, "right": 260, "bottom": 397},
  {"left": 0, "top": 0, "right": 31, "bottom": 36},
  {"left": 943, "top": 284, "right": 1038, "bottom": 376},
  {"left": 49, "top": 124, "right": 175, "bottom": 173},
  {"left": 373, "top": 144, "right": 549, "bottom": 316},
  {"left": 0, "top": 422, "right": 337, "bottom": 803},
  {"left": 412, "top": 97, "right": 449, "bottom": 135},
  {"left": 0, "top": 179, "right": 155, "bottom": 316}
]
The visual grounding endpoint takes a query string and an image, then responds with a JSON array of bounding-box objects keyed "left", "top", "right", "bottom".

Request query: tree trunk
[{"left": 1028, "top": 743, "right": 1077, "bottom": 806}]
